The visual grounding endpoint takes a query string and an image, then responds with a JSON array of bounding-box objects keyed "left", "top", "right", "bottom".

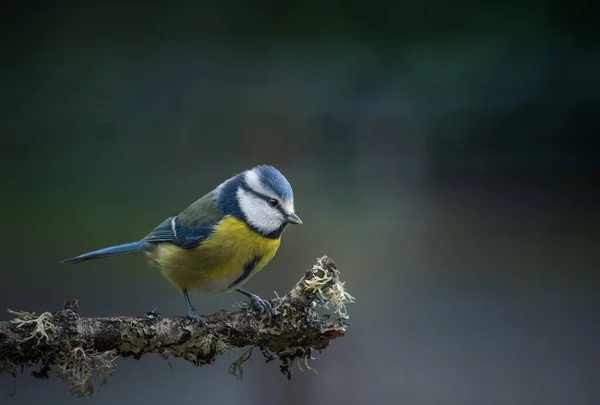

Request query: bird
[{"left": 62, "top": 165, "right": 302, "bottom": 325}]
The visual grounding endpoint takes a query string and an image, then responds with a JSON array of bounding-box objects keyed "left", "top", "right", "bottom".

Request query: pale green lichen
[
  {"left": 6, "top": 309, "right": 117, "bottom": 397},
  {"left": 164, "top": 327, "right": 232, "bottom": 365},
  {"left": 304, "top": 258, "right": 355, "bottom": 317},
  {"left": 228, "top": 348, "right": 253, "bottom": 380},
  {"left": 117, "top": 318, "right": 232, "bottom": 366},
  {"left": 279, "top": 346, "right": 318, "bottom": 373},
  {"left": 273, "top": 346, "right": 318, "bottom": 380},
  {"left": 117, "top": 320, "right": 148, "bottom": 355},
  {"left": 55, "top": 346, "right": 117, "bottom": 397},
  {"left": 8, "top": 309, "right": 58, "bottom": 345},
  {"left": 197, "top": 331, "right": 231, "bottom": 357}
]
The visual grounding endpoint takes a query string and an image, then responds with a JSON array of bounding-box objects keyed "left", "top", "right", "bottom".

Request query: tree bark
[{"left": 0, "top": 256, "right": 352, "bottom": 396}]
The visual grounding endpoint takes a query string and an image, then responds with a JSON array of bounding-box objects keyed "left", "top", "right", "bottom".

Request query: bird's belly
[{"left": 147, "top": 216, "right": 281, "bottom": 295}]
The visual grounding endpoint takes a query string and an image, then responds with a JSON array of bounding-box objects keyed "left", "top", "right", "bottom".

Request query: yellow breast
[{"left": 147, "top": 215, "right": 281, "bottom": 294}]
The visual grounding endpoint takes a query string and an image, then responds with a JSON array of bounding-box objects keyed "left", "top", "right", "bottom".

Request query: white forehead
[
  {"left": 244, "top": 169, "right": 295, "bottom": 213},
  {"left": 281, "top": 199, "right": 294, "bottom": 214}
]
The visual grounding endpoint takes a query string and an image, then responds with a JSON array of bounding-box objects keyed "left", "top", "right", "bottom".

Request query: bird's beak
[{"left": 286, "top": 213, "right": 303, "bottom": 225}]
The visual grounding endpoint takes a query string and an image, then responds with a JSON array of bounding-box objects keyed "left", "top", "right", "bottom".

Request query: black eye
[{"left": 268, "top": 198, "right": 279, "bottom": 207}]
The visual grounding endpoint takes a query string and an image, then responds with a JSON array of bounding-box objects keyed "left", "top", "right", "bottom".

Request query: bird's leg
[
  {"left": 182, "top": 289, "right": 207, "bottom": 325},
  {"left": 235, "top": 288, "right": 272, "bottom": 322}
]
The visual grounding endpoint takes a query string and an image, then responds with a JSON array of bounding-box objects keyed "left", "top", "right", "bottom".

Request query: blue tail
[{"left": 62, "top": 241, "right": 151, "bottom": 264}]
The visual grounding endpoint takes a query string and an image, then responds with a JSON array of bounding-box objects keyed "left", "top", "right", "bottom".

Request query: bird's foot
[
  {"left": 247, "top": 293, "right": 273, "bottom": 323},
  {"left": 186, "top": 308, "right": 208, "bottom": 326}
]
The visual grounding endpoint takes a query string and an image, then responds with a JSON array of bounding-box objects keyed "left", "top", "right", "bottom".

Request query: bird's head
[{"left": 217, "top": 165, "right": 302, "bottom": 238}]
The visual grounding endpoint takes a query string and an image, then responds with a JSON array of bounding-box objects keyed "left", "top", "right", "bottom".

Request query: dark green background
[{"left": 1, "top": 1, "right": 599, "bottom": 404}]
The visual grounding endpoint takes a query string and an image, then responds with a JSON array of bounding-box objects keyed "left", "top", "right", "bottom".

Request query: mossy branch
[{"left": 0, "top": 256, "right": 353, "bottom": 396}]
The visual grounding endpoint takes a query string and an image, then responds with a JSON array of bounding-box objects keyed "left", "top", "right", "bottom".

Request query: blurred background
[{"left": 1, "top": 1, "right": 599, "bottom": 404}]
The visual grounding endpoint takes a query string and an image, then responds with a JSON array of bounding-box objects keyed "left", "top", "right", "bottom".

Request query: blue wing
[
  {"left": 62, "top": 216, "right": 214, "bottom": 263},
  {"left": 143, "top": 216, "right": 214, "bottom": 249},
  {"left": 63, "top": 193, "right": 223, "bottom": 264}
]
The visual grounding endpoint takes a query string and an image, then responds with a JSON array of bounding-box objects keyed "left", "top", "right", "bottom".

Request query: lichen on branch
[{"left": 0, "top": 256, "right": 353, "bottom": 396}]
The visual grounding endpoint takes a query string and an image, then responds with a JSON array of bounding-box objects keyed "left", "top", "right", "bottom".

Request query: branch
[{"left": 0, "top": 256, "right": 353, "bottom": 396}]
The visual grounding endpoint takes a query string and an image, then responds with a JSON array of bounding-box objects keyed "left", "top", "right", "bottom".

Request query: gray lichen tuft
[
  {"left": 55, "top": 346, "right": 117, "bottom": 397},
  {"left": 2, "top": 309, "right": 117, "bottom": 396}
]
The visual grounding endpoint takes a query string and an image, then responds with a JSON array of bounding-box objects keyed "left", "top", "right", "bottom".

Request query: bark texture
[{"left": 0, "top": 256, "right": 353, "bottom": 396}]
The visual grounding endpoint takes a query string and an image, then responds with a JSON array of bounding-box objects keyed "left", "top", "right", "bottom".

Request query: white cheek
[{"left": 237, "top": 188, "right": 284, "bottom": 233}]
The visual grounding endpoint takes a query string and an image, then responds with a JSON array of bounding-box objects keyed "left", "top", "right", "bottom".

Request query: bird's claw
[
  {"left": 186, "top": 308, "right": 208, "bottom": 327},
  {"left": 248, "top": 294, "right": 273, "bottom": 323}
]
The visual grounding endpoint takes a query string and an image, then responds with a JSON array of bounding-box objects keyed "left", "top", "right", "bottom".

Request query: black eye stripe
[{"left": 240, "top": 184, "right": 287, "bottom": 216}]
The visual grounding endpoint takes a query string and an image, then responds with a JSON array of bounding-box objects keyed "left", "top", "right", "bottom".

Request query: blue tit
[{"left": 62, "top": 165, "right": 302, "bottom": 325}]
